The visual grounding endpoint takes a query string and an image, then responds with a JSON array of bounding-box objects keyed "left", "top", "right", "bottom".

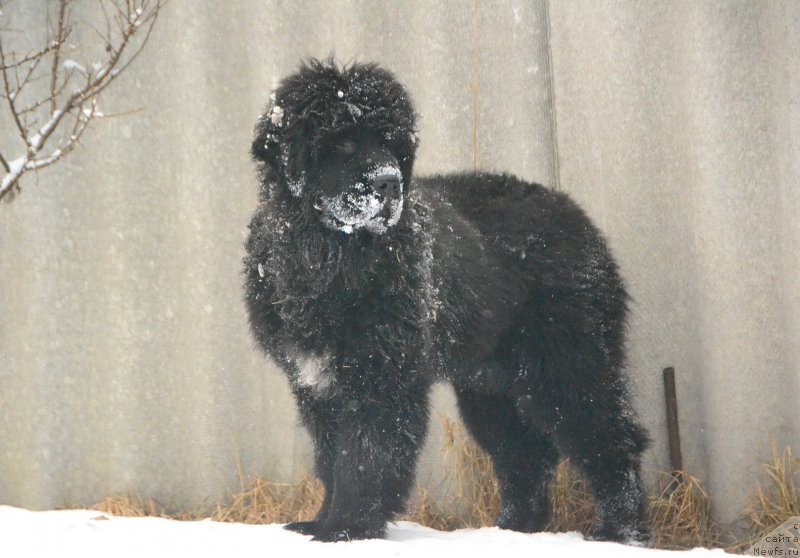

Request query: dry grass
[
  {"left": 732, "top": 443, "right": 800, "bottom": 552},
  {"left": 83, "top": 421, "right": 797, "bottom": 554},
  {"left": 411, "top": 418, "right": 723, "bottom": 549},
  {"left": 92, "top": 494, "right": 171, "bottom": 518},
  {"left": 420, "top": 418, "right": 596, "bottom": 535},
  {"left": 92, "top": 474, "right": 325, "bottom": 525},
  {"left": 440, "top": 416, "right": 499, "bottom": 528},
  {"left": 211, "top": 473, "right": 324, "bottom": 525},
  {"left": 400, "top": 416, "right": 499, "bottom": 530},
  {"left": 548, "top": 460, "right": 596, "bottom": 535},
  {"left": 648, "top": 471, "right": 718, "bottom": 549},
  {"left": 401, "top": 485, "right": 461, "bottom": 531}
]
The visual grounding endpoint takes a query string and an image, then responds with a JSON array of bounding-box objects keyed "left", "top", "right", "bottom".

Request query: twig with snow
[{"left": 0, "top": 0, "right": 164, "bottom": 202}]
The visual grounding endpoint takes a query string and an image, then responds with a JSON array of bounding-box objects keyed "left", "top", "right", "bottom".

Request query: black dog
[{"left": 243, "top": 58, "right": 651, "bottom": 544}]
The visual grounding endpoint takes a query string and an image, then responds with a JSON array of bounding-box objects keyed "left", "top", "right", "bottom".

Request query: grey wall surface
[{"left": 1, "top": 0, "right": 798, "bottom": 533}]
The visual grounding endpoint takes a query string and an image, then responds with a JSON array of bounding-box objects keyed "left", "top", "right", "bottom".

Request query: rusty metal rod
[{"left": 663, "top": 367, "right": 683, "bottom": 473}]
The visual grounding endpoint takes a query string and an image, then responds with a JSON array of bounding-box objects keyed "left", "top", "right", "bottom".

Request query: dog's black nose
[{"left": 373, "top": 174, "right": 402, "bottom": 200}]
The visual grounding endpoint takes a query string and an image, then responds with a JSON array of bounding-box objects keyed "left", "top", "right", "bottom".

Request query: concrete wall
[{"left": 1, "top": 0, "right": 798, "bottom": 531}]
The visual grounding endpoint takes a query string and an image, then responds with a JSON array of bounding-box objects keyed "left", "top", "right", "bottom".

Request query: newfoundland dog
[{"left": 243, "top": 58, "right": 651, "bottom": 544}]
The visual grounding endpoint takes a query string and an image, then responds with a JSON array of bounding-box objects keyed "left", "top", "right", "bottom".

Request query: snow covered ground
[{"left": 0, "top": 506, "right": 731, "bottom": 558}]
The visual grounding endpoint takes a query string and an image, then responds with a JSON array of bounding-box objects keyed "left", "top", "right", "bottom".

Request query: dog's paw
[
  {"left": 284, "top": 521, "right": 320, "bottom": 536},
  {"left": 310, "top": 524, "right": 385, "bottom": 542},
  {"left": 587, "top": 522, "right": 654, "bottom": 547},
  {"left": 495, "top": 514, "right": 547, "bottom": 534}
]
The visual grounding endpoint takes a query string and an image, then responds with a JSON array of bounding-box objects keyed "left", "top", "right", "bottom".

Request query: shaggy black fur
[{"left": 243, "top": 58, "right": 651, "bottom": 544}]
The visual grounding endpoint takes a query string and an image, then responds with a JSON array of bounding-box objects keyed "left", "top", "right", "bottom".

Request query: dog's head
[{"left": 252, "top": 58, "right": 418, "bottom": 235}]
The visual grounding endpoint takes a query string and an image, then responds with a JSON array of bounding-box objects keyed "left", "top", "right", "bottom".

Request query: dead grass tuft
[
  {"left": 732, "top": 443, "right": 800, "bottom": 551},
  {"left": 211, "top": 473, "right": 324, "bottom": 525},
  {"left": 548, "top": 460, "right": 596, "bottom": 535},
  {"left": 91, "top": 494, "right": 164, "bottom": 518},
  {"left": 440, "top": 416, "right": 499, "bottom": 528},
  {"left": 648, "top": 471, "right": 718, "bottom": 549},
  {"left": 433, "top": 418, "right": 595, "bottom": 535},
  {"left": 402, "top": 485, "right": 460, "bottom": 531},
  {"left": 90, "top": 494, "right": 200, "bottom": 520}
]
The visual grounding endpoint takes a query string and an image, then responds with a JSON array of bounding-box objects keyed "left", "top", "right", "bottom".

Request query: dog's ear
[
  {"left": 251, "top": 101, "right": 285, "bottom": 169},
  {"left": 250, "top": 130, "right": 271, "bottom": 164},
  {"left": 251, "top": 102, "right": 291, "bottom": 201}
]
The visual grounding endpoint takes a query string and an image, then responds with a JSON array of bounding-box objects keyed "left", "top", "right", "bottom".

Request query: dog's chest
[
  {"left": 248, "top": 204, "right": 440, "bottom": 374},
  {"left": 273, "top": 271, "right": 383, "bottom": 339},
  {"left": 271, "top": 235, "right": 431, "bottom": 334}
]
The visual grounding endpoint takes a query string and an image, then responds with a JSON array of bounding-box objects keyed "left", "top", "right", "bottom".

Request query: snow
[
  {"left": 365, "top": 164, "right": 402, "bottom": 182},
  {"left": 83, "top": 107, "right": 103, "bottom": 118},
  {"left": 269, "top": 104, "right": 285, "bottom": 126},
  {"left": 0, "top": 506, "right": 728, "bottom": 558},
  {"left": 294, "top": 351, "right": 334, "bottom": 394},
  {"left": 7, "top": 157, "right": 25, "bottom": 175},
  {"left": 63, "top": 59, "right": 88, "bottom": 75},
  {"left": 1, "top": 157, "right": 27, "bottom": 191},
  {"left": 321, "top": 165, "right": 404, "bottom": 235},
  {"left": 29, "top": 133, "right": 43, "bottom": 150},
  {"left": 287, "top": 175, "right": 305, "bottom": 196},
  {"left": 34, "top": 109, "right": 63, "bottom": 147},
  {"left": 1, "top": 173, "right": 15, "bottom": 192}
]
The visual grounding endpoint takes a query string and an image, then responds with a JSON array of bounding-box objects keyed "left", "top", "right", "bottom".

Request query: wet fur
[{"left": 243, "top": 58, "right": 651, "bottom": 543}]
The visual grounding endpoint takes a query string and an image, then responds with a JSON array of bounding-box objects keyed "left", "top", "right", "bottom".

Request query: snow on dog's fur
[{"left": 243, "top": 58, "right": 652, "bottom": 544}]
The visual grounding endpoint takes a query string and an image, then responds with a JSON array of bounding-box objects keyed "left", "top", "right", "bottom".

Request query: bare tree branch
[
  {"left": 0, "top": 0, "right": 165, "bottom": 202},
  {"left": 0, "top": 36, "right": 31, "bottom": 145},
  {"left": 48, "top": 0, "right": 68, "bottom": 114},
  {"left": 26, "top": 98, "right": 97, "bottom": 173},
  {"left": 0, "top": 40, "right": 62, "bottom": 71}
]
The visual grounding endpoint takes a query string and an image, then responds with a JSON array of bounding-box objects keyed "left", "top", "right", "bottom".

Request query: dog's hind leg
[
  {"left": 311, "top": 380, "right": 431, "bottom": 542},
  {"left": 548, "top": 383, "right": 652, "bottom": 545},
  {"left": 455, "top": 388, "right": 559, "bottom": 533}
]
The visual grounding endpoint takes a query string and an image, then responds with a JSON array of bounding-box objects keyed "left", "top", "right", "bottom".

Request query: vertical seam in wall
[
  {"left": 470, "top": 0, "right": 479, "bottom": 172},
  {"left": 542, "top": 0, "right": 562, "bottom": 191},
  {"left": 683, "top": 1, "right": 710, "bottom": 476}
]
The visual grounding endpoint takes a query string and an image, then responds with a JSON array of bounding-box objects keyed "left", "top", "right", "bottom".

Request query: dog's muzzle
[{"left": 322, "top": 166, "right": 403, "bottom": 235}]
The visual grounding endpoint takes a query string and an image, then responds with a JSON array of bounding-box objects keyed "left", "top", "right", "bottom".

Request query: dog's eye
[{"left": 335, "top": 140, "right": 357, "bottom": 156}]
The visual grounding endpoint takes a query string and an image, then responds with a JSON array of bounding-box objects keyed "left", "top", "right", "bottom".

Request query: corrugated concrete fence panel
[
  {"left": 550, "top": 0, "right": 706, "bottom": 477},
  {"left": 550, "top": 0, "right": 800, "bottom": 522},
  {"left": 0, "top": 0, "right": 798, "bottom": 530},
  {"left": 0, "top": 0, "right": 558, "bottom": 512},
  {"left": 0, "top": 2, "right": 296, "bottom": 510}
]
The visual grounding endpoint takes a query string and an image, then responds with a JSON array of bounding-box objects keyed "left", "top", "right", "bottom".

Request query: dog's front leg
[{"left": 311, "top": 378, "right": 430, "bottom": 542}]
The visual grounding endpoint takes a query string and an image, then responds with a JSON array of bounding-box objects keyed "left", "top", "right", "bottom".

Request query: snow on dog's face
[
  {"left": 313, "top": 130, "right": 405, "bottom": 235},
  {"left": 251, "top": 58, "right": 418, "bottom": 235},
  {"left": 319, "top": 166, "right": 404, "bottom": 235}
]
